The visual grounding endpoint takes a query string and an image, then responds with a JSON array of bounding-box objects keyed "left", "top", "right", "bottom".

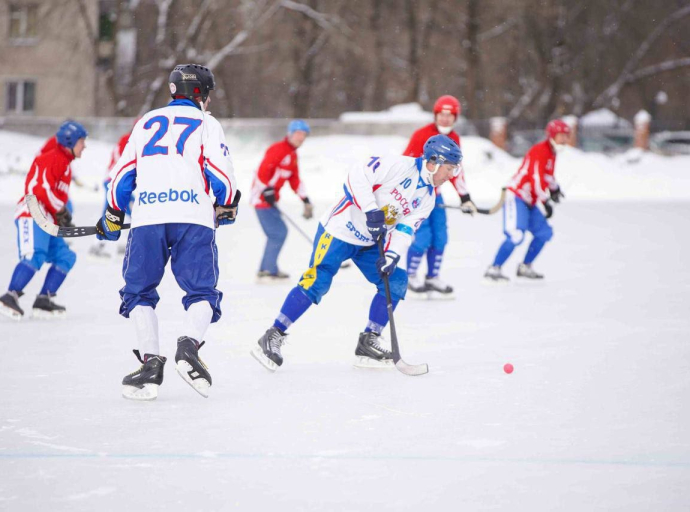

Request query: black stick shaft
[{"left": 377, "top": 237, "right": 401, "bottom": 362}]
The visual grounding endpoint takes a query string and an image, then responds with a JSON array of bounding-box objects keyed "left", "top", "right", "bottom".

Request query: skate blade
[
  {"left": 250, "top": 347, "right": 279, "bottom": 372},
  {"left": 353, "top": 356, "right": 395, "bottom": 369},
  {"left": 122, "top": 383, "right": 159, "bottom": 401},
  {"left": 483, "top": 277, "right": 510, "bottom": 286},
  {"left": 516, "top": 275, "right": 545, "bottom": 283},
  {"left": 407, "top": 290, "right": 431, "bottom": 300},
  {"left": 0, "top": 305, "right": 23, "bottom": 321},
  {"left": 31, "top": 309, "right": 67, "bottom": 320},
  {"left": 175, "top": 360, "right": 211, "bottom": 398}
]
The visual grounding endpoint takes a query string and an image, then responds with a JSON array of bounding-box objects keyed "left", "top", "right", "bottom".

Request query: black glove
[
  {"left": 262, "top": 186, "right": 276, "bottom": 206},
  {"left": 365, "top": 209, "right": 386, "bottom": 242},
  {"left": 95, "top": 206, "right": 126, "bottom": 241},
  {"left": 459, "top": 194, "right": 478, "bottom": 215},
  {"left": 215, "top": 190, "right": 242, "bottom": 227},
  {"left": 302, "top": 197, "right": 314, "bottom": 219},
  {"left": 543, "top": 201, "right": 554, "bottom": 219},
  {"left": 550, "top": 186, "right": 565, "bottom": 203},
  {"left": 55, "top": 208, "right": 74, "bottom": 227}
]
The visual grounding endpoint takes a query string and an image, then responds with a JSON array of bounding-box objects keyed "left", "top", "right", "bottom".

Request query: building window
[
  {"left": 9, "top": 4, "right": 38, "bottom": 43},
  {"left": 6, "top": 81, "right": 36, "bottom": 114}
]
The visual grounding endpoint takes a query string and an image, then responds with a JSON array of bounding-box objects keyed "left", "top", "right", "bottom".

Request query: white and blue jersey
[
  {"left": 107, "top": 99, "right": 238, "bottom": 230},
  {"left": 319, "top": 155, "right": 436, "bottom": 257}
]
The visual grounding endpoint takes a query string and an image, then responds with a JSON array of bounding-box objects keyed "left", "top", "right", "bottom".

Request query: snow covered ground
[{"left": 1, "top": 129, "right": 689, "bottom": 510}]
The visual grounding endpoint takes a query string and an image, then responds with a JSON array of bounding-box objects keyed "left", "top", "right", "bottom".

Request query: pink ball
[{"left": 503, "top": 363, "right": 514, "bottom": 374}]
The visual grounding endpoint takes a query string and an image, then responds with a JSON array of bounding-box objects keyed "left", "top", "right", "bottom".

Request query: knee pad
[
  {"left": 537, "top": 225, "right": 554, "bottom": 242},
  {"left": 26, "top": 251, "right": 47, "bottom": 270},
  {"left": 386, "top": 268, "right": 408, "bottom": 301},
  {"left": 55, "top": 248, "right": 77, "bottom": 272},
  {"left": 508, "top": 230, "right": 525, "bottom": 246}
]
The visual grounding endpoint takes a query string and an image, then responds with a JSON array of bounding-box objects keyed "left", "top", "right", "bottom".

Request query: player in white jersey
[
  {"left": 95, "top": 64, "right": 240, "bottom": 401},
  {"left": 251, "top": 135, "right": 463, "bottom": 371}
]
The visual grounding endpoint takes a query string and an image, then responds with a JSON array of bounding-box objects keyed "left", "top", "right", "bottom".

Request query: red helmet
[
  {"left": 545, "top": 119, "right": 571, "bottom": 139},
  {"left": 433, "top": 95, "right": 461, "bottom": 117}
]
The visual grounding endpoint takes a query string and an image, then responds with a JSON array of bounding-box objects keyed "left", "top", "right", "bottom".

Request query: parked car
[{"left": 650, "top": 131, "right": 690, "bottom": 156}]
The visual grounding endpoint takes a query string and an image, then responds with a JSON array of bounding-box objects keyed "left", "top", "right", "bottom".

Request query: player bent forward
[
  {"left": 96, "top": 63, "right": 240, "bottom": 400},
  {"left": 251, "top": 135, "right": 463, "bottom": 371}
]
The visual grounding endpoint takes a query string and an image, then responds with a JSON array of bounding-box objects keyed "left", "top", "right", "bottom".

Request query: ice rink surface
[{"left": 1, "top": 200, "right": 689, "bottom": 511}]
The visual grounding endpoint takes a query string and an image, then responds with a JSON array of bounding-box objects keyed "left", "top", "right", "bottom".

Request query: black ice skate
[
  {"left": 256, "top": 270, "right": 290, "bottom": 284},
  {"left": 32, "top": 294, "right": 66, "bottom": 319},
  {"left": 175, "top": 337, "right": 212, "bottom": 398},
  {"left": 354, "top": 331, "right": 394, "bottom": 369},
  {"left": 484, "top": 265, "right": 510, "bottom": 283},
  {"left": 424, "top": 277, "right": 455, "bottom": 300},
  {"left": 251, "top": 326, "right": 288, "bottom": 372},
  {"left": 0, "top": 291, "right": 24, "bottom": 321},
  {"left": 122, "top": 350, "right": 167, "bottom": 401},
  {"left": 516, "top": 263, "right": 544, "bottom": 280}
]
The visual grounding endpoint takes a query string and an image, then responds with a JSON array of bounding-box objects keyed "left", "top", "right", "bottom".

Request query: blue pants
[
  {"left": 14, "top": 217, "right": 77, "bottom": 272},
  {"left": 493, "top": 194, "right": 553, "bottom": 267},
  {"left": 407, "top": 196, "right": 448, "bottom": 278},
  {"left": 256, "top": 207, "right": 287, "bottom": 274},
  {"left": 298, "top": 224, "right": 408, "bottom": 304},
  {"left": 7, "top": 217, "right": 77, "bottom": 295},
  {"left": 119, "top": 223, "right": 223, "bottom": 322}
]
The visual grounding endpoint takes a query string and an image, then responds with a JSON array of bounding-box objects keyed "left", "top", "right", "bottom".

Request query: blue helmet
[
  {"left": 423, "top": 134, "right": 462, "bottom": 166},
  {"left": 287, "top": 119, "right": 310, "bottom": 135},
  {"left": 56, "top": 120, "right": 88, "bottom": 149}
]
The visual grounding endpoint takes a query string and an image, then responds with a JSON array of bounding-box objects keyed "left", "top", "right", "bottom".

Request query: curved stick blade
[
  {"left": 26, "top": 195, "right": 59, "bottom": 236},
  {"left": 395, "top": 359, "right": 429, "bottom": 376}
]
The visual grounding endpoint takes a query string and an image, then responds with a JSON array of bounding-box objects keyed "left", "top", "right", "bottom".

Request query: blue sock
[
  {"left": 8, "top": 261, "right": 37, "bottom": 293},
  {"left": 524, "top": 238, "right": 546, "bottom": 264},
  {"left": 426, "top": 247, "right": 443, "bottom": 278},
  {"left": 364, "top": 293, "right": 398, "bottom": 334},
  {"left": 274, "top": 286, "right": 313, "bottom": 332},
  {"left": 406, "top": 247, "right": 424, "bottom": 277},
  {"left": 40, "top": 266, "right": 68, "bottom": 295},
  {"left": 493, "top": 238, "right": 516, "bottom": 267}
]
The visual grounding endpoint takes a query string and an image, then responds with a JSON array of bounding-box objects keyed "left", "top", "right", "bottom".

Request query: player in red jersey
[
  {"left": 484, "top": 120, "right": 570, "bottom": 282},
  {"left": 0, "top": 121, "right": 88, "bottom": 319},
  {"left": 250, "top": 120, "right": 313, "bottom": 282},
  {"left": 402, "top": 95, "right": 476, "bottom": 299}
]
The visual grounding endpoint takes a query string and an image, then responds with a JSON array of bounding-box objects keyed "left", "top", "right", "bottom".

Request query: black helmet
[{"left": 169, "top": 64, "right": 215, "bottom": 104}]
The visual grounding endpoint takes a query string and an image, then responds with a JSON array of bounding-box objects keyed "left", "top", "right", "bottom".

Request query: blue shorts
[
  {"left": 410, "top": 195, "right": 448, "bottom": 253},
  {"left": 119, "top": 223, "right": 223, "bottom": 321},
  {"left": 503, "top": 193, "right": 553, "bottom": 245},
  {"left": 15, "top": 217, "right": 76, "bottom": 272},
  {"left": 297, "top": 224, "right": 408, "bottom": 304}
]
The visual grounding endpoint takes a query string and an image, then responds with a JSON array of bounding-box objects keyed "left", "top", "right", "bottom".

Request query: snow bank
[{"left": 1, "top": 129, "right": 689, "bottom": 207}]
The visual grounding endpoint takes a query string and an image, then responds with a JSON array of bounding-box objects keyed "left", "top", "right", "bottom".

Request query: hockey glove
[
  {"left": 365, "top": 209, "right": 386, "bottom": 242},
  {"left": 376, "top": 250, "right": 400, "bottom": 277},
  {"left": 543, "top": 201, "right": 554, "bottom": 219},
  {"left": 55, "top": 207, "right": 74, "bottom": 227},
  {"left": 262, "top": 186, "right": 276, "bottom": 206},
  {"left": 459, "top": 194, "right": 478, "bottom": 215},
  {"left": 95, "top": 206, "right": 125, "bottom": 241},
  {"left": 302, "top": 198, "right": 314, "bottom": 220},
  {"left": 215, "top": 190, "right": 242, "bottom": 227},
  {"left": 550, "top": 186, "right": 565, "bottom": 203}
]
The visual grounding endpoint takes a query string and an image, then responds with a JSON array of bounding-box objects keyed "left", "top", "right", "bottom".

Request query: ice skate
[
  {"left": 0, "top": 291, "right": 24, "bottom": 321},
  {"left": 88, "top": 242, "right": 112, "bottom": 260},
  {"left": 32, "top": 294, "right": 67, "bottom": 319},
  {"left": 122, "top": 350, "right": 167, "bottom": 401},
  {"left": 175, "top": 336, "right": 212, "bottom": 398},
  {"left": 251, "top": 326, "right": 288, "bottom": 372},
  {"left": 424, "top": 277, "right": 455, "bottom": 300},
  {"left": 353, "top": 331, "right": 394, "bottom": 369},
  {"left": 256, "top": 270, "right": 290, "bottom": 284},
  {"left": 407, "top": 276, "right": 430, "bottom": 300},
  {"left": 516, "top": 263, "right": 544, "bottom": 280},
  {"left": 484, "top": 265, "right": 509, "bottom": 284}
]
